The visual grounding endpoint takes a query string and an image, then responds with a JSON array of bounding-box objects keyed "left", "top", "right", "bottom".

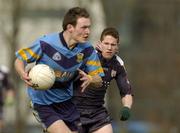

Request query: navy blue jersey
[
  {"left": 16, "top": 32, "right": 104, "bottom": 105},
  {"left": 0, "top": 66, "right": 12, "bottom": 105},
  {"left": 73, "top": 52, "right": 132, "bottom": 108}
]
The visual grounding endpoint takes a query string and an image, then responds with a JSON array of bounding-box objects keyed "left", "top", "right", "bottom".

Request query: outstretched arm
[
  {"left": 120, "top": 94, "right": 133, "bottom": 121},
  {"left": 115, "top": 67, "right": 133, "bottom": 121},
  {"left": 122, "top": 94, "right": 133, "bottom": 108}
]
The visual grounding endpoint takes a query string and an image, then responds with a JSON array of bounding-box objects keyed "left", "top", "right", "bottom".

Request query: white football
[{"left": 29, "top": 64, "right": 55, "bottom": 90}]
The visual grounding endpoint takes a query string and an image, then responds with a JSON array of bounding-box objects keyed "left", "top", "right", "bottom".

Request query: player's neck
[{"left": 63, "top": 31, "right": 76, "bottom": 49}]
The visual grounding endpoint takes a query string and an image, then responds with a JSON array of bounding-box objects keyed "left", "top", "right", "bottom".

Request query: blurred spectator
[{"left": 0, "top": 65, "right": 15, "bottom": 131}]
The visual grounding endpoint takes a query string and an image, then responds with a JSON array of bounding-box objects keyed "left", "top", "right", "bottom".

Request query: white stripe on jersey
[{"left": 115, "top": 55, "right": 124, "bottom": 66}]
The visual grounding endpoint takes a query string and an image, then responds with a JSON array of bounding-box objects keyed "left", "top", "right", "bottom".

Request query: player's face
[
  {"left": 71, "top": 17, "right": 91, "bottom": 43},
  {"left": 101, "top": 35, "right": 118, "bottom": 60}
]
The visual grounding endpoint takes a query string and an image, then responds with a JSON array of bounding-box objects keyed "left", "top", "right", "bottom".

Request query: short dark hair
[
  {"left": 100, "top": 27, "right": 120, "bottom": 43},
  {"left": 62, "top": 7, "right": 90, "bottom": 30}
]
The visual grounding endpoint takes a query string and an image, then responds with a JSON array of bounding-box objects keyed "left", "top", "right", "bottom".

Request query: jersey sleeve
[
  {"left": 85, "top": 49, "right": 104, "bottom": 77},
  {"left": 116, "top": 64, "right": 133, "bottom": 97},
  {"left": 15, "top": 38, "right": 43, "bottom": 63}
]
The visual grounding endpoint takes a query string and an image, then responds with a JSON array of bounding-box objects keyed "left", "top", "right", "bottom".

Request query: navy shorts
[
  {"left": 31, "top": 99, "right": 81, "bottom": 132},
  {"left": 78, "top": 106, "right": 112, "bottom": 133}
]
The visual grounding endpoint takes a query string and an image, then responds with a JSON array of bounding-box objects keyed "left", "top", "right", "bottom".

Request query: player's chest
[{"left": 103, "top": 66, "right": 117, "bottom": 82}]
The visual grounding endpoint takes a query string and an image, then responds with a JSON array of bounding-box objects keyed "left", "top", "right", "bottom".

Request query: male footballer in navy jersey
[
  {"left": 73, "top": 27, "right": 133, "bottom": 133},
  {"left": 14, "top": 7, "right": 104, "bottom": 133}
]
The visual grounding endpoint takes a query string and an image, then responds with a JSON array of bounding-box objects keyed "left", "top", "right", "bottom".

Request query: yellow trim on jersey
[
  {"left": 88, "top": 67, "right": 104, "bottom": 76},
  {"left": 25, "top": 48, "right": 40, "bottom": 60},
  {"left": 86, "top": 60, "right": 101, "bottom": 67},
  {"left": 18, "top": 49, "right": 28, "bottom": 61}
]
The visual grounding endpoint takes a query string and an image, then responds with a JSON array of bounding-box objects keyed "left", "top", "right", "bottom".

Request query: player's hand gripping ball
[
  {"left": 119, "top": 106, "right": 131, "bottom": 121},
  {"left": 28, "top": 64, "right": 55, "bottom": 90}
]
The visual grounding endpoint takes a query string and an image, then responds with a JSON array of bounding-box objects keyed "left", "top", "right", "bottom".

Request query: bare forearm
[
  {"left": 14, "top": 58, "right": 26, "bottom": 77},
  {"left": 122, "top": 94, "right": 133, "bottom": 109},
  {"left": 120, "top": 95, "right": 133, "bottom": 121}
]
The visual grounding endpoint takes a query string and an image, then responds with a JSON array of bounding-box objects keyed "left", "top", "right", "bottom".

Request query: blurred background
[{"left": 0, "top": 0, "right": 179, "bottom": 133}]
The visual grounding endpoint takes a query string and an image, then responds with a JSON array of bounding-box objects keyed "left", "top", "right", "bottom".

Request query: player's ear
[
  {"left": 67, "top": 24, "right": 74, "bottom": 32},
  {"left": 115, "top": 46, "right": 119, "bottom": 54}
]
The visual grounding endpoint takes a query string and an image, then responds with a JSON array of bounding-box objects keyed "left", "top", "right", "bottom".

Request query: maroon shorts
[{"left": 78, "top": 106, "right": 112, "bottom": 133}]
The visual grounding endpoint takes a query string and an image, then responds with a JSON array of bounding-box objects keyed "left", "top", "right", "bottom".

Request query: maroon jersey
[{"left": 73, "top": 53, "right": 133, "bottom": 108}]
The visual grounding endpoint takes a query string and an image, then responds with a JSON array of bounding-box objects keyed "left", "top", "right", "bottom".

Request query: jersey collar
[
  {"left": 59, "top": 31, "right": 69, "bottom": 49},
  {"left": 59, "top": 31, "right": 78, "bottom": 50}
]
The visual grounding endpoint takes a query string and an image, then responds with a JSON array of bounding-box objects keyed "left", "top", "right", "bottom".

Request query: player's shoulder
[
  {"left": 114, "top": 55, "right": 124, "bottom": 66},
  {"left": 80, "top": 41, "right": 93, "bottom": 47},
  {"left": 30, "top": 33, "right": 57, "bottom": 44},
  {"left": 85, "top": 41, "right": 93, "bottom": 47},
  {"left": 39, "top": 33, "right": 59, "bottom": 42},
  {"left": 78, "top": 41, "right": 94, "bottom": 50}
]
